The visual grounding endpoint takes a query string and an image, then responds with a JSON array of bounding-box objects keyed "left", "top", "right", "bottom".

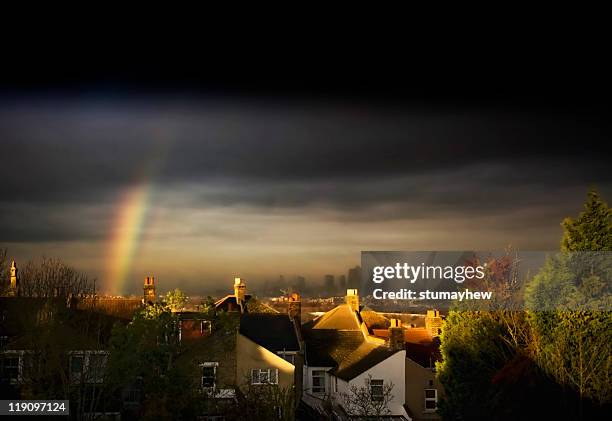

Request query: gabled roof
[
  {"left": 303, "top": 303, "right": 401, "bottom": 380},
  {"left": 239, "top": 313, "right": 299, "bottom": 353},
  {"left": 304, "top": 304, "right": 360, "bottom": 330}
]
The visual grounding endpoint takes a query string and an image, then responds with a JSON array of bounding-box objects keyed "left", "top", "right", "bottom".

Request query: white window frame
[
  {"left": 311, "top": 370, "right": 326, "bottom": 394},
  {"left": 424, "top": 388, "right": 438, "bottom": 412},
  {"left": 200, "top": 362, "right": 218, "bottom": 390},
  {"left": 370, "top": 379, "right": 384, "bottom": 402},
  {"left": 251, "top": 368, "right": 278, "bottom": 385}
]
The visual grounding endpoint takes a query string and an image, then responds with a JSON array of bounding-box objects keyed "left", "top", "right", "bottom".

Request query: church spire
[{"left": 9, "top": 260, "right": 19, "bottom": 296}]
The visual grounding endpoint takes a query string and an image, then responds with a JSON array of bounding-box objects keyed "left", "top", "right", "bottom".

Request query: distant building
[
  {"left": 324, "top": 274, "right": 335, "bottom": 296},
  {"left": 347, "top": 265, "right": 362, "bottom": 290},
  {"left": 8, "top": 261, "right": 19, "bottom": 297},
  {"left": 143, "top": 276, "right": 156, "bottom": 305}
]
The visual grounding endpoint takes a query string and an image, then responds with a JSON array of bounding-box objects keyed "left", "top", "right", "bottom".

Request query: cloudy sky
[{"left": 1, "top": 91, "right": 610, "bottom": 294}]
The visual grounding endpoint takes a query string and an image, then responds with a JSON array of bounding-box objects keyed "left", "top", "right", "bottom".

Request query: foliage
[
  {"left": 561, "top": 190, "right": 612, "bottom": 252},
  {"left": 339, "top": 375, "right": 394, "bottom": 418},
  {"left": 527, "top": 190, "right": 612, "bottom": 408},
  {"left": 163, "top": 288, "right": 188, "bottom": 312},
  {"left": 436, "top": 310, "right": 519, "bottom": 420},
  {"left": 106, "top": 305, "right": 200, "bottom": 420},
  {"left": 219, "top": 383, "right": 296, "bottom": 421}
]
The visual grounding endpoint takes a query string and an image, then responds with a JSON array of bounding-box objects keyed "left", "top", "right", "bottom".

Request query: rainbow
[
  {"left": 104, "top": 131, "right": 171, "bottom": 295},
  {"left": 105, "top": 181, "right": 154, "bottom": 294}
]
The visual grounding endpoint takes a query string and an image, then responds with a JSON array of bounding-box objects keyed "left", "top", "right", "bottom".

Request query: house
[
  {"left": 0, "top": 295, "right": 124, "bottom": 416},
  {"left": 214, "top": 277, "right": 252, "bottom": 313},
  {"left": 237, "top": 312, "right": 302, "bottom": 391},
  {"left": 301, "top": 289, "right": 409, "bottom": 419},
  {"left": 371, "top": 314, "right": 445, "bottom": 420},
  {"left": 175, "top": 282, "right": 303, "bottom": 418}
]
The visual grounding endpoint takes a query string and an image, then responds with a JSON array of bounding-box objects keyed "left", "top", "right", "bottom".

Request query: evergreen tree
[
  {"left": 527, "top": 190, "right": 612, "bottom": 417},
  {"left": 561, "top": 190, "right": 612, "bottom": 252}
]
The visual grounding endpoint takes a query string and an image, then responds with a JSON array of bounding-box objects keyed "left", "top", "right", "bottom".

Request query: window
[
  {"left": 425, "top": 388, "right": 438, "bottom": 411},
  {"left": 22, "top": 353, "right": 40, "bottom": 381},
  {"left": 201, "top": 362, "right": 218, "bottom": 389},
  {"left": 124, "top": 377, "right": 143, "bottom": 404},
  {"left": 0, "top": 336, "right": 8, "bottom": 349},
  {"left": 88, "top": 354, "right": 107, "bottom": 383},
  {"left": 200, "top": 321, "right": 212, "bottom": 334},
  {"left": 277, "top": 351, "right": 295, "bottom": 365},
  {"left": 370, "top": 379, "right": 384, "bottom": 401},
  {"left": 1, "top": 356, "right": 20, "bottom": 383},
  {"left": 69, "top": 351, "right": 108, "bottom": 383},
  {"left": 311, "top": 370, "right": 326, "bottom": 394},
  {"left": 70, "top": 355, "right": 84, "bottom": 381},
  {"left": 251, "top": 368, "right": 278, "bottom": 385}
]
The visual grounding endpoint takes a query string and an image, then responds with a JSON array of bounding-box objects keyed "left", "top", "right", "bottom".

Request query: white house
[{"left": 301, "top": 290, "right": 410, "bottom": 420}]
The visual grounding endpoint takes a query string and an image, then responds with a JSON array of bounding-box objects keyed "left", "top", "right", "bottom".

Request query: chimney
[
  {"left": 234, "top": 277, "right": 246, "bottom": 304},
  {"left": 288, "top": 292, "right": 301, "bottom": 324},
  {"left": 388, "top": 318, "right": 404, "bottom": 351},
  {"left": 143, "top": 275, "right": 156, "bottom": 305},
  {"left": 425, "top": 309, "right": 443, "bottom": 337},
  {"left": 346, "top": 289, "right": 359, "bottom": 312}
]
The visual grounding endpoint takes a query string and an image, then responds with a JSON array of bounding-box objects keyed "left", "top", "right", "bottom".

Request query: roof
[
  {"left": 371, "top": 327, "right": 433, "bottom": 344},
  {"left": 331, "top": 341, "right": 399, "bottom": 381},
  {"left": 405, "top": 339, "right": 441, "bottom": 368},
  {"left": 304, "top": 304, "right": 360, "bottom": 330},
  {"left": 304, "top": 329, "right": 364, "bottom": 367},
  {"left": 303, "top": 303, "right": 401, "bottom": 380},
  {"left": 239, "top": 313, "right": 299, "bottom": 352},
  {"left": 214, "top": 294, "right": 252, "bottom": 307}
]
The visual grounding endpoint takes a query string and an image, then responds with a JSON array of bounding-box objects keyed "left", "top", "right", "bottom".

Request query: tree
[
  {"left": 339, "top": 375, "right": 394, "bottom": 418},
  {"left": 106, "top": 304, "right": 200, "bottom": 420},
  {"left": 18, "top": 256, "right": 95, "bottom": 298},
  {"left": 561, "top": 190, "right": 612, "bottom": 252},
  {"left": 163, "top": 288, "right": 188, "bottom": 312},
  {"left": 527, "top": 190, "right": 612, "bottom": 415}
]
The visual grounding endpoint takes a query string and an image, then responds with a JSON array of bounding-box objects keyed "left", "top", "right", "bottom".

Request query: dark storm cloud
[{"left": 0, "top": 96, "right": 610, "bottom": 243}]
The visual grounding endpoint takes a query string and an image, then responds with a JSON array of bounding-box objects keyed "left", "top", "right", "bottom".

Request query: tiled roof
[
  {"left": 304, "top": 329, "right": 364, "bottom": 367},
  {"left": 331, "top": 341, "right": 399, "bottom": 381},
  {"left": 303, "top": 303, "right": 400, "bottom": 380},
  {"left": 239, "top": 313, "right": 299, "bottom": 353}
]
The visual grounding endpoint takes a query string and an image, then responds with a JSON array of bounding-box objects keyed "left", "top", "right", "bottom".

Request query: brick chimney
[
  {"left": 346, "top": 289, "right": 360, "bottom": 312},
  {"left": 388, "top": 318, "right": 404, "bottom": 351},
  {"left": 426, "top": 309, "right": 443, "bottom": 337},
  {"left": 143, "top": 276, "right": 156, "bottom": 305},
  {"left": 288, "top": 292, "right": 301, "bottom": 324},
  {"left": 234, "top": 277, "right": 246, "bottom": 304}
]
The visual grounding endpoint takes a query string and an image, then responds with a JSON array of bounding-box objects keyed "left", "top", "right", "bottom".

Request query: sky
[
  {"left": 1, "top": 92, "right": 610, "bottom": 295},
  {"left": 1, "top": 38, "right": 611, "bottom": 296}
]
